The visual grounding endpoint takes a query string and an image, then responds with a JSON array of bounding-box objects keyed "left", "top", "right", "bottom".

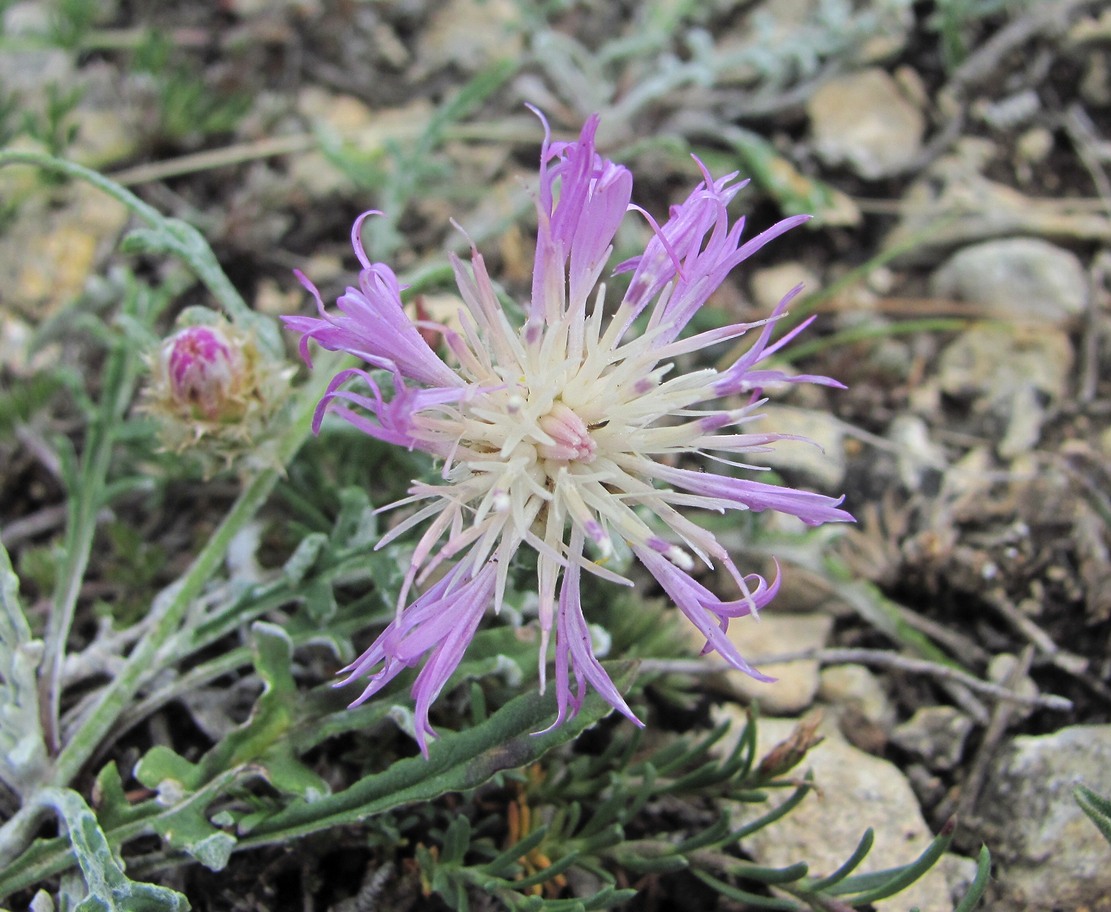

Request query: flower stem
[
  {"left": 49, "top": 351, "right": 343, "bottom": 787},
  {"left": 39, "top": 281, "right": 145, "bottom": 754}
]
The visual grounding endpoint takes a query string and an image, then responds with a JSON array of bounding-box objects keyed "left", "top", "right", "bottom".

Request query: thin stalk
[
  {"left": 50, "top": 351, "right": 343, "bottom": 787},
  {"left": 39, "top": 287, "right": 143, "bottom": 753},
  {"left": 780, "top": 317, "right": 968, "bottom": 363}
]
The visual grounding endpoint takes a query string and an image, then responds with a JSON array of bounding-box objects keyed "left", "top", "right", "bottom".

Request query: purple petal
[
  {"left": 634, "top": 545, "right": 776, "bottom": 681},
  {"left": 649, "top": 463, "right": 854, "bottom": 526},
  {"left": 542, "top": 533, "right": 642, "bottom": 733},
  {"left": 338, "top": 562, "right": 495, "bottom": 757}
]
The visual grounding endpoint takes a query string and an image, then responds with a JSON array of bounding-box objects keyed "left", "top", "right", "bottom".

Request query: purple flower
[{"left": 285, "top": 111, "right": 852, "bottom": 755}]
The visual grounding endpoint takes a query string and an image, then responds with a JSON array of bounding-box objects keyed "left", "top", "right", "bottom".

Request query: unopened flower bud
[
  {"left": 144, "top": 314, "right": 291, "bottom": 471},
  {"left": 755, "top": 711, "right": 825, "bottom": 781},
  {"left": 162, "top": 324, "right": 246, "bottom": 422}
]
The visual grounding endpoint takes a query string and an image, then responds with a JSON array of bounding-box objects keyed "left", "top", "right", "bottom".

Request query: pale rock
[
  {"left": 887, "top": 413, "right": 947, "bottom": 491},
  {"left": 225, "top": 0, "right": 321, "bottom": 15},
  {"left": 416, "top": 0, "right": 523, "bottom": 74},
  {"left": 297, "top": 252, "right": 344, "bottom": 288},
  {"left": 69, "top": 106, "right": 141, "bottom": 170},
  {"left": 818, "top": 663, "right": 894, "bottom": 729},
  {"left": 297, "top": 89, "right": 376, "bottom": 135},
  {"left": 700, "top": 612, "right": 833, "bottom": 715},
  {"left": 757, "top": 405, "right": 847, "bottom": 490},
  {"left": 930, "top": 238, "right": 1087, "bottom": 326},
  {"left": 934, "top": 323, "right": 1072, "bottom": 458},
  {"left": 749, "top": 262, "right": 820, "bottom": 314},
  {"left": 1015, "top": 126, "right": 1054, "bottom": 173},
  {"left": 865, "top": 265, "right": 897, "bottom": 295},
  {"left": 0, "top": 3, "right": 74, "bottom": 95},
  {"left": 3, "top": 0, "right": 51, "bottom": 33},
  {"left": 65, "top": 63, "right": 146, "bottom": 169},
  {"left": 808, "top": 68, "right": 925, "bottom": 179},
  {"left": 370, "top": 22, "right": 411, "bottom": 70},
  {"left": 291, "top": 91, "right": 430, "bottom": 198},
  {"left": 254, "top": 279, "right": 305, "bottom": 318},
  {"left": 291, "top": 89, "right": 376, "bottom": 196},
  {"left": 0, "top": 44, "right": 73, "bottom": 100},
  {"left": 976, "top": 725, "right": 1111, "bottom": 911},
  {"left": 719, "top": 714, "right": 969, "bottom": 911},
  {"left": 2, "top": 183, "right": 129, "bottom": 316},
  {"left": 855, "top": 4, "right": 914, "bottom": 63},
  {"left": 1, "top": 314, "right": 60, "bottom": 375},
  {"left": 1068, "top": 7, "right": 1111, "bottom": 45},
  {"left": 891, "top": 706, "right": 973, "bottom": 771}
]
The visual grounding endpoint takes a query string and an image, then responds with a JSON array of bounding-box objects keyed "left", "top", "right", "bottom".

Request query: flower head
[
  {"left": 285, "top": 111, "right": 852, "bottom": 755},
  {"left": 162, "top": 324, "right": 246, "bottom": 421},
  {"left": 145, "top": 312, "right": 291, "bottom": 471}
]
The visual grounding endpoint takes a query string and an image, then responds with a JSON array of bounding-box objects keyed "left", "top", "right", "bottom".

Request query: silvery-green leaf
[
  {"left": 0, "top": 542, "right": 48, "bottom": 796},
  {"left": 35, "top": 788, "right": 189, "bottom": 911}
]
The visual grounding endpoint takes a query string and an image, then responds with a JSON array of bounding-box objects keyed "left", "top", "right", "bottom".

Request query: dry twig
[{"left": 640, "top": 648, "right": 1073, "bottom": 712}]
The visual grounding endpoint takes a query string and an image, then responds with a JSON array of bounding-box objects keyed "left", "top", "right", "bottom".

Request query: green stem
[
  {"left": 0, "top": 149, "right": 254, "bottom": 329},
  {"left": 781, "top": 317, "right": 969, "bottom": 363},
  {"left": 0, "top": 149, "right": 165, "bottom": 222},
  {"left": 49, "top": 351, "right": 342, "bottom": 787},
  {"left": 0, "top": 149, "right": 343, "bottom": 788},
  {"left": 39, "top": 283, "right": 144, "bottom": 754}
]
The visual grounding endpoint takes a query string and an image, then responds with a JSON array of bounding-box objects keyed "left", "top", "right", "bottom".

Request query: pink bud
[{"left": 160, "top": 325, "right": 244, "bottom": 421}]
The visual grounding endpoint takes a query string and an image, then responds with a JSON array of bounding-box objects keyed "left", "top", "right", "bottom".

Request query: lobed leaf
[
  {"left": 34, "top": 788, "right": 189, "bottom": 912},
  {"left": 0, "top": 542, "right": 49, "bottom": 797}
]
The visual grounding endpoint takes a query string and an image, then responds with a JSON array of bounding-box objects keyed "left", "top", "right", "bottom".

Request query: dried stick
[{"left": 639, "top": 647, "right": 1073, "bottom": 712}]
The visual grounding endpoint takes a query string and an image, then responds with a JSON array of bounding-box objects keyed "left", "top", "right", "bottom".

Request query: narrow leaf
[
  {"left": 952, "top": 846, "right": 991, "bottom": 912},
  {"left": 803, "top": 827, "right": 874, "bottom": 892},
  {"left": 692, "top": 869, "right": 798, "bottom": 910},
  {"left": 239, "top": 662, "right": 640, "bottom": 848},
  {"left": 1075, "top": 784, "right": 1111, "bottom": 844},
  {"left": 830, "top": 818, "right": 955, "bottom": 902}
]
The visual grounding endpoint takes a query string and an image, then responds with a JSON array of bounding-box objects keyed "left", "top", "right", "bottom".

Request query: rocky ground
[{"left": 2, "top": 1, "right": 1110, "bottom": 910}]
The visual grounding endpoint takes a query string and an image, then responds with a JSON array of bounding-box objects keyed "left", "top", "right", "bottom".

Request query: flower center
[{"left": 536, "top": 401, "right": 597, "bottom": 464}]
